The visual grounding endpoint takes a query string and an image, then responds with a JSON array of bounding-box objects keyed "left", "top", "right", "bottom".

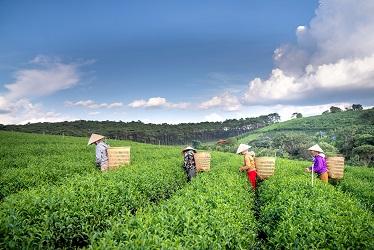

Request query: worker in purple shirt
[{"left": 304, "top": 144, "right": 328, "bottom": 183}]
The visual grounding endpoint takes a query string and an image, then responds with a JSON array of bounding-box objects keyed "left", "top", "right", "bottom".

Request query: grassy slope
[
  {"left": 0, "top": 131, "right": 181, "bottom": 200},
  {"left": 0, "top": 131, "right": 187, "bottom": 249},
  {"left": 336, "top": 167, "right": 374, "bottom": 212},
  {"left": 0, "top": 131, "right": 259, "bottom": 249},
  {"left": 258, "top": 159, "right": 374, "bottom": 249},
  {"left": 92, "top": 152, "right": 258, "bottom": 249},
  {"left": 1, "top": 131, "right": 373, "bottom": 249},
  {"left": 238, "top": 109, "right": 374, "bottom": 144}
]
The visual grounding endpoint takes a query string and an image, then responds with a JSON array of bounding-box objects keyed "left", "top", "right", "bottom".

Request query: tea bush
[
  {"left": 92, "top": 152, "right": 258, "bottom": 249},
  {"left": 1, "top": 132, "right": 374, "bottom": 249},
  {"left": 0, "top": 143, "right": 186, "bottom": 249},
  {"left": 0, "top": 131, "right": 97, "bottom": 199},
  {"left": 258, "top": 159, "right": 374, "bottom": 249},
  {"left": 336, "top": 166, "right": 374, "bottom": 212}
]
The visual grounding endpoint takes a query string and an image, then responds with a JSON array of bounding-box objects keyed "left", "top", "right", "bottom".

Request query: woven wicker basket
[
  {"left": 255, "top": 157, "right": 276, "bottom": 179},
  {"left": 194, "top": 152, "right": 211, "bottom": 172},
  {"left": 108, "top": 147, "right": 131, "bottom": 170},
  {"left": 327, "top": 156, "right": 344, "bottom": 179}
]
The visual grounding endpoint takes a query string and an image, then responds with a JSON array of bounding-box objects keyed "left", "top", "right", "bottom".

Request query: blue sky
[{"left": 1, "top": 0, "right": 373, "bottom": 124}]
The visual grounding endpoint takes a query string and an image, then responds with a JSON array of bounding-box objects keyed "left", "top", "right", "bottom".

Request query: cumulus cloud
[
  {"left": 88, "top": 111, "right": 100, "bottom": 116},
  {"left": 0, "top": 55, "right": 89, "bottom": 124},
  {"left": 166, "top": 102, "right": 191, "bottom": 109},
  {"left": 128, "top": 97, "right": 190, "bottom": 109},
  {"left": 128, "top": 97, "right": 166, "bottom": 108},
  {"left": 204, "top": 113, "right": 224, "bottom": 122},
  {"left": 244, "top": 55, "right": 374, "bottom": 105},
  {"left": 65, "top": 100, "right": 123, "bottom": 109},
  {"left": 199, "top": 92, "right": 241, "bottom": 111},
  {"left": 244, "top": 0, "right": 374, "bottom": 106},
  {"left": 0, "top": 99, "right": 74, "bottom": 125},
  {"left": 4, "top": 57, "right": 82, "bottom": 100},
  {"left": 296, "top": 25, "right": 306, "bottom": 34}
]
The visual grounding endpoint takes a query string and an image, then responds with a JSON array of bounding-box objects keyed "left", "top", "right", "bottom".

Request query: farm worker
[
  {"left": 305, "top": 144, "right": 328, "bottom": 183},
  {"left": 88, "top": 133, "right": 109, "bottom": 171},
  {"left": 237, "top": 144, "right": 257, "bottom": 189},
  {"left": 182, "top": 146, "right": 197, "bottom": 182}
]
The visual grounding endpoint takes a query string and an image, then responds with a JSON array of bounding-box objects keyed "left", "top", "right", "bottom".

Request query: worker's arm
[
  {"left": 306, "top": 156, "right": 322, "bottom": 173},
  {"left": 95, "top": 146, "right": 102, "bottom": 165},
  {"left": 239, "top": 155, "right": 252, "bottom": 171}
]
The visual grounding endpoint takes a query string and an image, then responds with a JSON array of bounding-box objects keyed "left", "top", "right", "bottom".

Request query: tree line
[{"left": 0, "top": 113, "right": 280, "bottom": 145}]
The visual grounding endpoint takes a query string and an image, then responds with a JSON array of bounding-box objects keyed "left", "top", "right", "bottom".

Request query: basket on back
[
  {"left": 326, "top": 156, "right": 344, "bottom": 179},
  {"left": 194, "top": 152, "right": 211, "bottom": 172},
  {"left": 255, "top": 157, "right": 276, "bottom": 179},
  {"left": 108, "top": 147, "right": 131, "bottom": 170}
]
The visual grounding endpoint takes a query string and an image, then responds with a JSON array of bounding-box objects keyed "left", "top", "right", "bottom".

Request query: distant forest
[{"left": 0, "top": 113, "right": 280, "bottom": 145}]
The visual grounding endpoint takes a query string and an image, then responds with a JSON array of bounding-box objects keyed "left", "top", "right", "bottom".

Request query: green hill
[
  {"left": 233, "top": 109, "right": 374, "bottom": 166},
  {"left": 239, "top": 108, "right": 374, "bottom": 141}
]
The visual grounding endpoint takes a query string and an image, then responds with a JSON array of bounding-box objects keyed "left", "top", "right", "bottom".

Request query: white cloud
[
  {"left": 128, "top": 97, "right": 190, "bottom": 109},
  {"left": 244, "top": 0, "right": 374, "bottom": 106},
  {"left": 4, "top": 57, "right": 81, "bottom": 100},
  {"left": 296, "top": 25, "right": 306, "bottom": 34},
  {"left": 65, "top": 100, "right": 123, "bottom": 109},
  {"left": 310, "top": 56, "right": 374, "bottom": 88},
  {"left": 268, "top": 103, "right": 350, "bottom": 121},
  {"left": 244, "top": 69, "right": 301, "bottom": 104},
  {"left": 0, "top": 99, "right": 74, "bottom": 125},
  {"left": 88, "top": 111, "right": 100, "bottom": 116},
  {"left": 232, "top": 102, "right": 352, "bottom": 122},
  {"left": 30, "top": 55, "right": 59, "bottom": 64},
  {"left": 128, "top": 99, "right": 147, "bottom": 108},
  {"left": 145, "top": 97, "right": 167, "bottom": 107},
  {"left": 204, "top": 113, "right": 224, "bottom": 122},
  {"left": 199, "top": 96, "right": 221, "bottom": 109},
  {"left": 129, "top": 97, "right": 166, "bottom": 108},
  {"left": 107, "top": 102, "right": 123, "bottom": 108},
  {"left": 244, "top": 55, "right": 374, "bottom": 105},
  {"left": 0, "top": 55, "right": 90, "bottom": 124},
  {"left": 199, "top": 92, "right": 241, "bottom": 111},
  {"left": 306, "top": 0, "right": 374, "bottom": 66},
  {"left": 166, "top": 102, "right": 190, "bottom": 109},
  {"left": 277, "top": 0, "right": 374, "bottom": 72}
]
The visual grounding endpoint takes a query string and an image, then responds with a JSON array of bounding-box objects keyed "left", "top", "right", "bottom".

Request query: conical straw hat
[
  {"left": 87, "top": 133, "right": 105, "bottom": 145},
  {"left": 236, "top": 144, "right": 251, "bottom": 154},
  {"left": 308, "top": 144, "right": 324, "bottom": 153},
  {"left": 182, "top": 146, "right": 196, "bottom": 152}
]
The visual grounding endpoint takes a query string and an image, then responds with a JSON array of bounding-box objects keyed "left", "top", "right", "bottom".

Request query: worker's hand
[
  {"left": 239, "top": 167, "right": 244, "bottom": 172},
  {"left": 304, "top": 168, "right": 311, "bottom": 173}
]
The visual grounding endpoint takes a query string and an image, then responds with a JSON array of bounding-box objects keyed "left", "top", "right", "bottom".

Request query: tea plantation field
[{"left": 0, "top": 131, "right": 373, "bottom": 249}]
